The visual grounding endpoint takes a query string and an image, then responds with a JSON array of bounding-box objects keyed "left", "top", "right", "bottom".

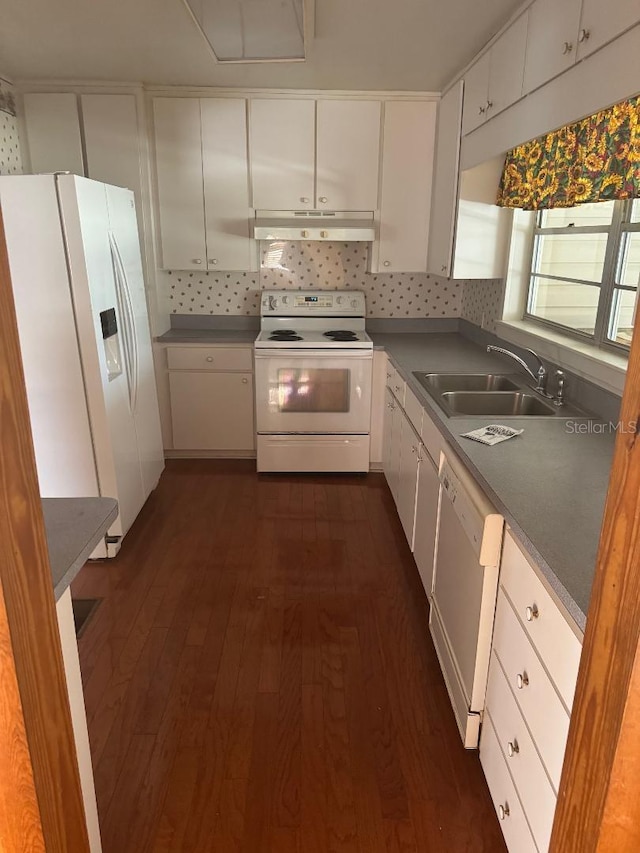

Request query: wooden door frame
[{"left": 0, "top": 209, "right": 90, "bottom": 851}]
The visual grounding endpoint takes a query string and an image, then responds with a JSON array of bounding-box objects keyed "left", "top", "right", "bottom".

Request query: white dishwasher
[{"left": 430, "top": 451, "right": 504, "bottom": 748}]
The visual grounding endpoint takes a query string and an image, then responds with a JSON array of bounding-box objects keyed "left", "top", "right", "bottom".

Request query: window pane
[
  {"left": 528, "top": 275, "right": 599, "bottom": 333},
  {"left": 618, "top": 232, "right": 640, "bottom": 287},
  {"left": 608, "top": 288, "right": 637, "bottom": 347},
  {"left": 540, "top": 201, "right": 615, "bottom": 228},
  {"left": 632, "top": 199, "right": 640, "bottom": 224},
  {"left": 534, "top": 233, "right": 608, "bottom": 282}
]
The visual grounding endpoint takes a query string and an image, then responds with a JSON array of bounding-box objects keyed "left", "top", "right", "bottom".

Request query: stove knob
[
  {"left": 281, "top": 295, "right": 289, "bottom": 305},
  {"left": 336, "top": 296, "right": 343, "bottom": 305},
  {"left": 351, "top": 299, "right": 358, "bottom": 308}
]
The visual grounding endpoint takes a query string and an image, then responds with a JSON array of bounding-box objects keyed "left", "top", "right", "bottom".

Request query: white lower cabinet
[
  {"left": 412, "top": 451, "right": 440, "bottom": 599},
  {"left": 383, "top": 386, "right": 403, "bottom": 502},
  {"left": 167, "top": 345, "right": 255, "bottom": 453},
  {"left": 481, "top": 528, "right": 584, "bottom": 852},
  {"left": 396, "top": 411, "right": 421, "bottom": 549}
]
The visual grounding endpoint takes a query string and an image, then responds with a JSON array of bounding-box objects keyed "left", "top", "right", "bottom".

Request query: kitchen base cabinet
[
  {"left": 412, "top": 450, "right": 440, "bottom": 599},
  {"left": 383, "top": 387, "right": 402, "bottom": 502},
  {"left": 166, "top": 345, "right": 255, "bottom": 455}
]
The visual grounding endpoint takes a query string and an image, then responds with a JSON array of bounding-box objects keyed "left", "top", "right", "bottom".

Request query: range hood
[{"left": 253, "top": 211, "right": 376, "bottom": 242}]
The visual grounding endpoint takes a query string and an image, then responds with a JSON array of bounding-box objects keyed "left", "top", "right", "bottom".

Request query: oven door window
[{"left": 276, "top": 368, "right": 350, "bottom": 413}]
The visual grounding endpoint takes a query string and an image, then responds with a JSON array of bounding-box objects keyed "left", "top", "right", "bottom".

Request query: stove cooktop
[{"left": 255, "top": 329, "right": 373, "bottom": 349}]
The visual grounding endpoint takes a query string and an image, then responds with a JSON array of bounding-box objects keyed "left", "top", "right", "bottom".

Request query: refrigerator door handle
[{"left": 109, "top": 232, "right": 139, "bottom": 414}]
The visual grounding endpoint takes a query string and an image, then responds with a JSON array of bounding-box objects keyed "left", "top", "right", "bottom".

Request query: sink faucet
[{"left": 486, "top": 345, "right": 549, "bottom": 396}]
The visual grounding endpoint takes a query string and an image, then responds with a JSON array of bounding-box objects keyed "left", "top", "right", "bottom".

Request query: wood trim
[
  {"left": 550, "top": 293, "right": 640, "bottom": 850},
  {"left": 0, "top": 209, "right": 90, "bottom": 850}
]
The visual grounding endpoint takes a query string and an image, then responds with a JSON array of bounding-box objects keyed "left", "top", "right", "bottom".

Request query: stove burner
[
  {"left": 269, "top": 331, "right": 303, "bottom": 341},
  {"left": 324, "top": 330, "right": 359, "bottom": 341}
]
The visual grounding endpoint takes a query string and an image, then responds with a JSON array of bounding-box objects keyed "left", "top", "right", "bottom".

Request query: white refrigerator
[{"left": 0, "top": 174, "right": 164, "bottom": 557}]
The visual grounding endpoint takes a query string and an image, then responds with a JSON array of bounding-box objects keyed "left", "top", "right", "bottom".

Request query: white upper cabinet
[
  {"left": 577, "top": 0, "right": 640, "bottom": 60},
  {"left": 201, "top": 99, "right": 253, "bottom": 272},
  {"left": 249, "top": 99, "right": 315, "bottom": 210},
  {"left": 154, "top": 98, "right": 207, "bottom": 270},
  {"left": 316, "top": 100, "right": 381, "bottom": 211},
  {"left": 462, "top": 12, "right": 528, "bottom": 136},
  {"left": 154, "top": 97, "right": 254, "bottom": 272},
  {"left": 23, "top": 93, "right": 85, "bottom": 174},
  {"left": 488, "top": 12, "right": 528, "bottom": 116},
  {"left": 375, "top": 100, "right": 437, "bottom": 273},
  {"left": 428, "top": 82, "right": 463, "bottom": 277},
  {"left": 523, "top": 0, "right": 583, "bottom": 95}
]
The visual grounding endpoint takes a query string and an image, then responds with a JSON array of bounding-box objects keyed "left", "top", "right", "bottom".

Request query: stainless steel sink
[
  {"left": 413, "top": 372, "right": 521, "bottom": 393},
  {"left": 441, "top": 391, "right": 557, "bottom": 417}
]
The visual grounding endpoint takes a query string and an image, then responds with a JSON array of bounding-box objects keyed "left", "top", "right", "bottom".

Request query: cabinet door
[
  {"left": 488, "top": 13, "right": 528, "bottom": 117},
  {"left": 153, "top": 98, "right": 206, "bottom": 270},
  {"left": 427, "top": 82, "right": 463, "bottom": 277},
  {"left": 461, "top": 52, "right": 490, "bottom": 135},
  {"left": 577, "top": 0, "right": 640, "bottom": 60},
  {"left": 316, "top": 100, "right": 381, "bottom": 210},
  {"left": 523, "top": 0, "right": 582, "bottom": 95},
  {"left": 413, "top": 450, "right": 440, "bottom": 598},
  {"left": 201, "top": 98, "right": 254, "bottom": 272},
  {"left": 23, "top": 93, "right": 84, "bottom": 174},
  {"left": 169, "top": 371, "right": 255, "bottom": 451},
  {"left": 249, "top": 99, "right": 315, "bottom": 210},
  {"left": 383, "top": 387, "right": 402, "bottom": 500},
  {"left": 396, "top": 411, "right": 421, "bottom": 549},
  {"left": 375, "top": 100, "right": 436, "bottom": 273}
]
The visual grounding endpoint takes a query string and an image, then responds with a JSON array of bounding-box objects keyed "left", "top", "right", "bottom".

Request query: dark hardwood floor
[{"left": 72, "top": 460, "right": 506, "bottom": 852}]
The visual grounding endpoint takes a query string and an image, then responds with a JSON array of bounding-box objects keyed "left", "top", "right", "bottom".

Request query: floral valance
[{"left": 496, "top": 95, "right": 640, "bottom": 209}]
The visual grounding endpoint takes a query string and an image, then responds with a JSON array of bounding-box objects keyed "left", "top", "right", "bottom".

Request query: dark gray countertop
[
  {"left": 157, "top": 329, "right": 258, "bottom": 345},
  {"left": 43, "top": 498, "right": 119, "bottom": 601},
  {"left": 372, "top": 332, "right": 616, "bottom": 633}
]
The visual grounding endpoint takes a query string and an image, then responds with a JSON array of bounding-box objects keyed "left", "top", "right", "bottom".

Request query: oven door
[{"left": 255, "top": 349, "right": 373, "bottom": 434}]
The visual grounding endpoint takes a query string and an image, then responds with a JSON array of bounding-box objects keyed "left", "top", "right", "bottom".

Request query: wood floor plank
[{"left": 75, "top": 461, "right": 506, "bottom": 853}]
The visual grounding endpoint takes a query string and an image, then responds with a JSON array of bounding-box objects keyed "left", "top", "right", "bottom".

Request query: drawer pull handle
[
  {"left": 206, "top": 356, "right": 214, "bottom": 363},
  {"left": 208, "top": 258, "right": 218, "bottom": 265},
  {"left": 562, "top": 40, "right": 574, "bottom": 54},
  {"left": 525, "top": 604, "right": 539, "bottom": 622},
  {"left": 383, "top": 260, "right": 391, "bottom": 267},
  {"left": 516, "top": 672, "right": 529, "bottom": 690},
  {"left": 300, "top": 197, "right": 309, "bottom": 203},
  {"left": 498, "top": 803, "right": 510, "bottom": 821},
  {"left": 242, "top": 377, "right": 248, "bottom": 384},
  {"left": 507, "top": 739, "right": 520, "bottom": 757},
  {"left": 321, "top": 230, "right": 328, "bottom": 238},
  {"left": 578, "top": 28, "right": 590, "bottom": 43},
  {"left": 319, "top": 196, "right": 328, "bottom": 203},
  {"left": 192, "top": 258, "right": 202, "bottom": 264}
]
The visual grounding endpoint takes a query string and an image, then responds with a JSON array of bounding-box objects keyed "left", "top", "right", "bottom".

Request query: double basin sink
[{"left": 412, "top": 372, "right": 587, "bottom": 418}]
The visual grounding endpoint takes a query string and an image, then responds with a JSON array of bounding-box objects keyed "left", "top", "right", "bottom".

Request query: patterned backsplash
[
  {"left": 164, "top": 241, "right": 464, "bottom": 319},
  {"left": 460, "top": 279, "right": 506, "bottom": 333},
  {"left": 0, "top": 79, "right": 22, "bottom": 176}
]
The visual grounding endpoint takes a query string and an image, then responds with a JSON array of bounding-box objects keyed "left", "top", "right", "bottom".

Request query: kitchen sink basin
[
  {"left": 441, "top": 391, "right": 557, "bottom": 416},
  {"left": 413, "top": 372, "right": 521, "bottom": 393}
]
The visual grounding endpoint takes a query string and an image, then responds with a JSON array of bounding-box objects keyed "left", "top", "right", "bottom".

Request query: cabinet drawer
[
  {"left": 167, "top": 346, "right": 253, "bottom": 372},
  {"left": 386, "top": 363, "right": 406, "bottom": 407},
  {"left": 480, "top": 715, "right": 538, "bottom": 853},
  {"left": 501, "top": 531, "right": 582, "bottom": 709},
  {"left": 403, "top": 385, "right": 423, "bottom": 436},
  {"left": 493, "top": 591, "right": 570, "bottom": 790},
  {"left": 486, "top": 655, "right": 557, "bottom": 851},
  {"left": 420, "top": 406, "right": 445, "bottom": 466}
]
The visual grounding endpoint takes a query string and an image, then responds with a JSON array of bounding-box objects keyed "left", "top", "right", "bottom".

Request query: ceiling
[{"left": 0, "top": 0, "right": 524, "bottom": 91}]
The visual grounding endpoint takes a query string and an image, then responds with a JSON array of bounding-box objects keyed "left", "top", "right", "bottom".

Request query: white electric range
[{"left": 254, "top": 290, "right": 373, "bottom": 473}]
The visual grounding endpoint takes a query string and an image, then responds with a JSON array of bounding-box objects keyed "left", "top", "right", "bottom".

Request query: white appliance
[
  {"left": 253, "top": 211, "right": 376, "bottom": 241},
  {"left": 0, "top": 174, "right": 164, "bottom": 557},
  {"left": 430, "top": 451, "right": 504, "bottom": 748},
  {"left": 254, "top": 290, "right": 373, "bottom": 472}
]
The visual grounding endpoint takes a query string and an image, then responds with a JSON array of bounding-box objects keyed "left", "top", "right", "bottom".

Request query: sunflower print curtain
[{"left": 496, "top": 95, "right": 640, "bottom": 209}]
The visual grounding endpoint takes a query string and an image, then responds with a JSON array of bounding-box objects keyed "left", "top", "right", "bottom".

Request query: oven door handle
[{"left": 254, "top": 349, "right": 373, "bottom": 360}]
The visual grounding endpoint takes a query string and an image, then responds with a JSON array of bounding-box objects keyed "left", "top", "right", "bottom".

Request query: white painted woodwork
[
  {"left": 382, "top": 387, "right": 402, "bottom": 501},
  {"left": 23, "top": 93, "right": 84, "bottom": 174},
  {"left": 577, "top": 0, "right": 640, "bottom": 60},
  {"left": 201, "top": 98, "right": 253, "bottom": 272},
  {"left": 166, "top": 345, "right": 253, "bottom": 372},
  {"left": 396, "top": 409, "right": 421, "bottom": 549},
  {"left": 492, "top": 590, "right": 571, "bottom": 791},
  {"left": 386, "top": 363, "right": 406, "bottom": 408},
  {"left": 480, "top": 716, "right": 539, "bottom": 853},
  {"left": 81, "top": 94, "right": 140, "bottom": 191},
  {"left": 375, "top": 100, "right": 436, "bottom": 273},
  {"left": 316, "top": 99, "right": 381, "bottom": 211},
  {"left": 501, "top": 530, "right": 582, "bottom": 709},
  {"left": 412, "top": 447, "right": 440, "bottom": 599},
  {"left": 451, "top": 158, "right": 511, "bottom": 280},
  {"left": 153, "top": 98, "right": 206, "bottom": 270},
  {"left": 369, "top": 350, "right": 387, "bottom": 466},
  {"left": 488, "top": 12, "right": 528, "bottom": 117},
  {"left": 427, "top": 82, "right": 463, "bottom": 278},
  {"left": 403, "top": 386, "right": 423, "bottom": 437},
  {"left": 419, "top": 403, "right": 446, "bottom": 464},
  {"left": 523, "top": 0, "right": 583, "bottom": 95},
  {"left": 249, "top": 98, "right": 315, "bottom": 210},
  {"left": 486, "top": 657, "right": 557, "bottom": 851},
  {"left": 56, "top": 590, "right": 102, "bottom": 853},
  {"left": 461, "top": 51, "right": 490, "bottom": 135},
  {"left": 169, "top": 370, "right": 255, "bottom": 451}
]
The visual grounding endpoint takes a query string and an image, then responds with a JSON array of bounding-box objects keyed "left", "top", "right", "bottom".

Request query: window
[{"left": 526, "top": 199, "right": 640, "bottom": 351}]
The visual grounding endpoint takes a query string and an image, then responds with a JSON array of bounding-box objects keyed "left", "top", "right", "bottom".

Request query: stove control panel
[{"left": 261, "top": 290, "right": 366, "bottom": 317}]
